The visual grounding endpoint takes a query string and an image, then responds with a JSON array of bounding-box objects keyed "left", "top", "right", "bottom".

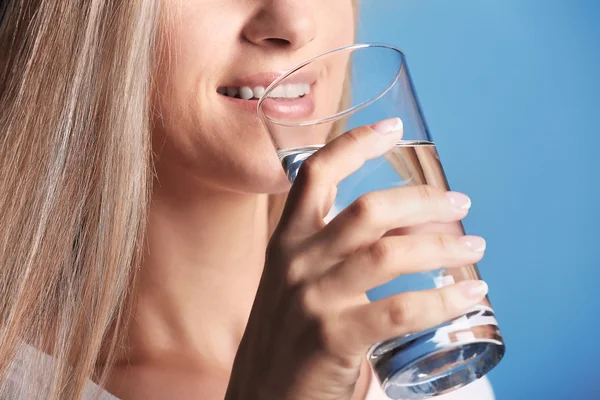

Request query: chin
[
  {"left": 233, "top": 163, "right": 292, "bottom": 194},
  {"left": 215, "top": 140, "right": 294, "bottom": 194}
]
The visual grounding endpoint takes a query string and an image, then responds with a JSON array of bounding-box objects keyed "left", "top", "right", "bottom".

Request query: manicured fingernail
[
  {"left": 371, "top": 118, "right": 403, "bottom": 134},
  {"left": 459, "top": 280, "right": 489, "bottom": 299},
  {"left": 446, "top": 191, "right": 471, "bottom": 210},
  {"left": 459, "top": 235, "right": 486, "bottom": 252}
]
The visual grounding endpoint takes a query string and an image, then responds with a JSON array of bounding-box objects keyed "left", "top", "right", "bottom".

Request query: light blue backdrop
[{"left": 358, "top": 1, "right": 600, "bottom": 399}]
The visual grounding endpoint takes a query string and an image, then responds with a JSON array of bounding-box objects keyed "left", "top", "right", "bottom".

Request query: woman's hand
[{"left": 225, "top": 118, "right": 488, "bottom": 400}]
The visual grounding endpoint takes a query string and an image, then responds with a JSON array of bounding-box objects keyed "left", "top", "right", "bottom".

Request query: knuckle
[
  {"left": 297, "top": 156, "right": 323, "bottom": 183},
  {"left": 297, "top": 284, "right": 322, "bottom": 316},
  {"left": 368, "top": 239, "right": 393, "bottom": 266},
  {"left": 431, "top": 288, "right": 453, "bottom": 316},
  {"left": 388, "top": 295, "right": 416, "bottom": 327},
  {"left": 415, "top": 185, "right": 444, "bottom": 206},
  {"left": 435, "top": 234, "right": 454, "bottom": 254},
  {"left": 348, "top": 193, "right": 378, "bottom": 222},
  {"left": 416, "top": 184, "right": 435, "bottom": 204},
  {"left": 285, "top": 254, "right": 308, "bottom": 284},
  {"left": 346, "top": 126, "right": 367, "bottom": 145}
]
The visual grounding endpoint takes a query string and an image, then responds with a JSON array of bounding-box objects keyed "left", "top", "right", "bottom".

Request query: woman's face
[{"left": 153, "top": 0, "right": 355, "bottom": 194}]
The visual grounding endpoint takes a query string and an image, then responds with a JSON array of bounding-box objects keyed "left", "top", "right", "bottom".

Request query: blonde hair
[
  {"left": 0, "top": 0, "right": 359, "bottom": 398},
  {"left": 0, "top": 0, "right": 158, "bottom": 398}
]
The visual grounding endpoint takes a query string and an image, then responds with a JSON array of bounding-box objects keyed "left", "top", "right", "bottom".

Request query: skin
[{"left": 104, "top": 1, "right": 492, "bottom": 399}]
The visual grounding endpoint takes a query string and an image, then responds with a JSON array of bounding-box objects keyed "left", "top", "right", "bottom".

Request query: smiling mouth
[{"left": 217, "top": 83, "right": 311, "bottom": 101}]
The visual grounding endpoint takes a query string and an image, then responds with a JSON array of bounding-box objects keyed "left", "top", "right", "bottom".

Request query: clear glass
[{"left": 257, "top": 43, "right": 505, "bottom": 399}]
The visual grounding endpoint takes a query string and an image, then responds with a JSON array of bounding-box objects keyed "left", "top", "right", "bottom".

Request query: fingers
[
  {"left": 385, "top": 220, "right": 467, "bottom": 238},
  {"left": 317, "top": 234, "right": 486, "bottom": 297},
  {"left": 342, "top": 280, "right": 489, "bottom": 351},
  {"left": 309, "top": 185, "right": 472, "bottom": 261},
  {"left": 279, "top": 118, "right": 403, "bottom": 237}
]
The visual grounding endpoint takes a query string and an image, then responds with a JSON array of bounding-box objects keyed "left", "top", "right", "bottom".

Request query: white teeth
[
  {"left": 285, "top": 84, "right": 299, "bottom": 98},
  {"left": 268, "top": 83, "right": 310, "bottom": 99},
  {"left": 239, "top": 86, "right": 253, "bottom": 100},
  {"left": 226, "top": 87, "right": 239, "bottom": 98},
  {"left": 303, "top": 83, "right": 311, "bottom": 95},
  {"left": 253, "top": 86, "right": 265, "bottom": 98},
  {"left": 282, "top": 85, "right": 293, "bottom": 98},
  {"left": 269, "top": 86, "right": 286, "bottom": 98},
  {"left": 219, "top": 83, "right": 311, "bottom": 99}
]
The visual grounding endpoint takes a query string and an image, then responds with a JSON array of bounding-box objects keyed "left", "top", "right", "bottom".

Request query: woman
[{"left": 0, "top": 0, "right": 495, "bottom": 399}]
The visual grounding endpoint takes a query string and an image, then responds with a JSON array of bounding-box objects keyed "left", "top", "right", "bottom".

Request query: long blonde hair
[
  {"left": 0, "top": 0, "right": 359, "bottom": 398},
  {"left": 0, "top": 0, "right": 158, "bottom": 397}
]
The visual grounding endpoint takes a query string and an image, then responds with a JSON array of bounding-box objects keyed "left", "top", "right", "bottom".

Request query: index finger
[{"left": 280, "top": 118, "right": 404, "bottom": 235}]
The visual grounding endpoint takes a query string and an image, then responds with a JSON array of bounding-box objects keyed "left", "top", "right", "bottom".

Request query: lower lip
[{"left": 218, "top": 87, "right": 316, "bottom": 121}]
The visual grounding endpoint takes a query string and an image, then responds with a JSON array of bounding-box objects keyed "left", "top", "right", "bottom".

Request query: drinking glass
[{"left": 257, "top": 43, "right": 505, "bottom": 399}]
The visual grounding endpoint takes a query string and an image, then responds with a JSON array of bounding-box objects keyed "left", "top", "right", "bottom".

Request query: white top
[
  {"left": 3, "top": 343, "right": 494, "bottom": 399},
  {"left": 2, "top": 344, "right": 117, "bottom": 400}
]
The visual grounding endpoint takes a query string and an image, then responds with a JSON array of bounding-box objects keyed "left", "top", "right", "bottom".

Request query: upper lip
[{"left": 219, "top": 70, "right": 319, "bottom": 90}]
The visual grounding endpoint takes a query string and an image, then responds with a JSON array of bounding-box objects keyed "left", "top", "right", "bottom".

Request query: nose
[{"left": 243, "top": 0, "right": 316, "bottom": 51}]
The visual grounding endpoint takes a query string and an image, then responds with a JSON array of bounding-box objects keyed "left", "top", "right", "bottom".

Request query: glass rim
[{"left": 257, "top": 42, "right": 406, "bottom": 128}]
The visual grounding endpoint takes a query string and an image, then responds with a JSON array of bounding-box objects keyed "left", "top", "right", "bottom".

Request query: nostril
[{"left": 264, "top": 38, "right": 292, "bottom": 47}]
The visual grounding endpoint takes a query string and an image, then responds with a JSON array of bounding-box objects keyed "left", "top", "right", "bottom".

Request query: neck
[{"left": 125, "top": 170, "right": 272, "bottom": 373}]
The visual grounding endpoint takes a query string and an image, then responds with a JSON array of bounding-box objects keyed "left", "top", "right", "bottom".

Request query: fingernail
[
  {"left": 459, "top": 235, "right": 486, "bottom": 252},
  {"left": 371, "top": 118, "right": 403, "bottom": 135},
  {"left": 446, "top": 192, "right": 471, "bottom": 210},
  {"left": 458, "top": 280, "right": 489, "bottom": 300}
]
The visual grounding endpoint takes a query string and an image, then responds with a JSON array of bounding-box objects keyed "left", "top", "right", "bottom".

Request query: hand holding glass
[{"left": 257, "top": 43, "right": 504, "bottom": 399}]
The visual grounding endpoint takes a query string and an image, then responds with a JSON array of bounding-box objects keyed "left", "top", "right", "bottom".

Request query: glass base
[{"left": 368, "top": 306, "right": 505, "bottom": 399}]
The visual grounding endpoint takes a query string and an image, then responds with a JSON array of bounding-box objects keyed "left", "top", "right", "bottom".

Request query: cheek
[
  {"left": 325, "top": 1, "right": 356, "bottom": 46},
  {"left": 153, "top": 102, "right": 290, "bottom": 192},
  {"left": 152, "top": 8, "right": 290, "bottom": 192},
  {"left": 153, "top": 87, "right": 290, "bottom": 193}
]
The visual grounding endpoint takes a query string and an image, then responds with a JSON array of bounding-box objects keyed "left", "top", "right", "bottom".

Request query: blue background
[{"left": 358, "top": 1, "right": 600, "bottom": 399}]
